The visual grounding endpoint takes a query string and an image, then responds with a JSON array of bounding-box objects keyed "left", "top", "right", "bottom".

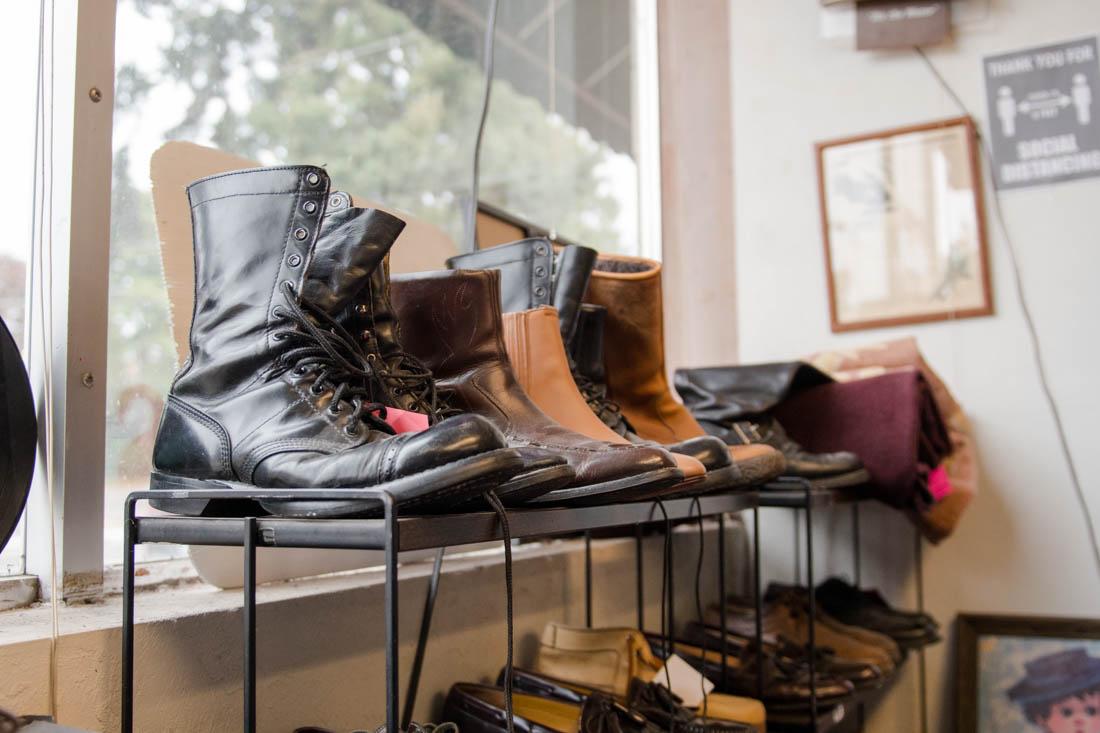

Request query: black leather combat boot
[
  {"left": 149, "top": 166, "right": 523, "bottom": 518},
  {"left": 449, "top": 240, "right": 741, "bottom": 495},
  {"left": 314, "top": 194, "right": 575, "bottom": 506}
]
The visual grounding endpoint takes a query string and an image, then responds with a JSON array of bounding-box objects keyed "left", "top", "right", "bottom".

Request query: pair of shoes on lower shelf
[
  {"left": 149, "top": 167, "right": 783, "bottom": 521},
  {"left": 814, "top": 578, "right": 941, "bottom": 648},
  {"left": 445, "top": 622, "right": 764, "bottom": 733}
]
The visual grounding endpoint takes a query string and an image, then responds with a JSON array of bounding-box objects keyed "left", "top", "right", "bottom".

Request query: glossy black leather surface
[
  {"left": 664, "top": 436, "right": 733, "bottom": 470},
  {"left": 443, "top": 684, "right": 562, "bottom": 733},
  {"left": 447, "top": 239, "right": 597, "bottom": 345},
  {"left": 390, "top": 269, "right": 679, "bottom": 488},
  {"left": 152, "top": 166, "right": 511, "bottom": 503}
]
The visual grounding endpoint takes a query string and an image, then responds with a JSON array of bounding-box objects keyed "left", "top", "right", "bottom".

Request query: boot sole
[
  {"left": 451, "top": 464, "right": 578, "bottom": 511},
  {"left": 148, "top": 449, "right": 524, "bottom": 519},
  {"left": 526, "top": 466, "right": 684, "bottom": 507},
  {"left": 661, "top": 464, "right": 745, "bottom": 499}
]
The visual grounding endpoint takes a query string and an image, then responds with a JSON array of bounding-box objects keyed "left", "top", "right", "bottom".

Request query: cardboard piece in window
[{"left": 856, "top": 0, "right": 950, "bottom": 50}]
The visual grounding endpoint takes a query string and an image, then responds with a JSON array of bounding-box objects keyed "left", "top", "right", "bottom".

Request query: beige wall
[
  {"left": 658, "top": 0, "right": 739, "bottom": 371},
  {"left": 0, "top": 528, "right": 748, "bottom": 732},
  {"left": 728, "top": 1, "right": 1100, "bottom": 731}
]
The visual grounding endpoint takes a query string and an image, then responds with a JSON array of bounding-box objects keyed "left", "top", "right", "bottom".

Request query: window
[
  {"left": 0, "top": 2, "right": 45, "bottom": 577},
  {"left": 0, "top": 0, "right": 662, "bottom": 588},
  {"left": 480, "top": 0, "right": 660, "bottom": 256}
]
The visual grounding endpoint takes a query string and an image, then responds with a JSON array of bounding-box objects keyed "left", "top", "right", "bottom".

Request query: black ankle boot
[
  {"left": 149, "top": 166, "right": 524, "bottom": 518},
  {"left": 311, "top": 195, "right": 574, "bottom": 506}
]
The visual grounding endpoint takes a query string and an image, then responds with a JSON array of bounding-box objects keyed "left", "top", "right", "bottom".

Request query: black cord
[
  {"left": 653, "top": 500, "right": 674, "bottom": 695},
  {"left": 484, "top": 490, "right": 514, "bottom": 733},
  {"left": 690, "top": 498, "right": 708, "bottom": 721},
  {"left": 915, "top": 46, "right": 1100, "bottom": 582},
  {"left": 467, "top": 0, "right": 500, "bottom": 253}
]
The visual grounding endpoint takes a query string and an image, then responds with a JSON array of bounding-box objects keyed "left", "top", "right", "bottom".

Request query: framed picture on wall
[
  {"left": 957, "top": 614, "right": 1100, "bottom": 733},
  {"left": 816, "top": 116, "right": 993, "bottom": 332}
]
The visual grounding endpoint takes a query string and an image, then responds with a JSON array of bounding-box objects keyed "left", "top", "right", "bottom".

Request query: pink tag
[
  {"left": 384, "top": 407, "right": 429, "bottom": 434},
  {"left": 927, "top": 465, "right": 953, "bottom": 501}
]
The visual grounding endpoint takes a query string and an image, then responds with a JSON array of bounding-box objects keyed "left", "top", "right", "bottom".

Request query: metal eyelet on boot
[
  {"left": 287, "top": 254, "right": 302, "bottom": 267},
  {"left": 310, "top": 383, "right": 325, "bottom": 395},
  {"left": 355, "top": 304, "right": 369, "bottom": 315},
  {"left": 344, "top": 424, "right": 360, "bottom": 437},
  {"left": 306, "top": 171, "right": 321, "bottom": 186},
  {"left": 303, "top": 201, "right": 317, "bottom": 214},
  {"left": 328, "top": 403, "right": 342, "bottom": 415},
  {"left": 294, "top": 227, "right": 308, "bottom": 241},
  {"left": 293, "top": 365, "right": 309, "bottom": 376}
]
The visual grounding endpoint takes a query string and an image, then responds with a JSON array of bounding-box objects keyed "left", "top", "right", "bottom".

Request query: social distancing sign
[{"left": 984, "top": 37, "right": 1100, "bottom": 190}]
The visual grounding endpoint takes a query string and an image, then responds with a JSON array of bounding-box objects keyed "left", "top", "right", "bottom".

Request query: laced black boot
[
  {"left": 317, "top": 194, "right": 574, "bottom": 506},
  {"left": 149, "top": 166, "right": 524, "bottom": 518}
]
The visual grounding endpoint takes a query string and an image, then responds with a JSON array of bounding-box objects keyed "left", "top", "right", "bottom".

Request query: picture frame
[
  {"left": 816, "top": 116, "right": 993, "bottom": 332},
  {"left": 957, "top": 614, "right": 1100, "bottom": 732}
]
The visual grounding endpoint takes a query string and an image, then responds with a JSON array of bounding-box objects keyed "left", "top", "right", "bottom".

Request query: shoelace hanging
[
  {"left": 483, "top": 490, "right": 515, "bottom": 733},
  {"left": 373, "top": 349, "right": 460, "bottom": 425},
  {"left": 268, "top": 282, "right": 393, "bottom": 436}
]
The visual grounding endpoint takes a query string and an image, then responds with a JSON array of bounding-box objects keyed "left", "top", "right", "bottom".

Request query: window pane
[
  {"left": 105, "top": 0, "right": 496, "bottom": 563},
  {"left": 0, "top": 2, "right": 43, "bottom": 576},
  {"left": 480, "top": 0, "right": 647, "bottom": 253}
]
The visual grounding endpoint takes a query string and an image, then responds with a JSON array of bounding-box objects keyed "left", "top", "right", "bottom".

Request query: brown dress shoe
[
  {"left": 501, "top": 306, "right": 709, "bottom": 492},
  {"left": 584, "top": 255, "right": 786, "bottom": 484},
  {"left": 390, "top": 269, "right": 685, "bottom": 505}
]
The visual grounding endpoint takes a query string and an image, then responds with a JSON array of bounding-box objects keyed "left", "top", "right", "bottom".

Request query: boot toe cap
[{"left": 393, "top": 413, "right": 507, "bottom": 475}]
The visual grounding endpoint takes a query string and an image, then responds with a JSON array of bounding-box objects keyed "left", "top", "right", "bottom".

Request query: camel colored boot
[
  {"left": 500, "top": 306, "right": 709, "bottom": 494},
  {"left": 584, "top": 254, "right": 786, "bottom": 485}
]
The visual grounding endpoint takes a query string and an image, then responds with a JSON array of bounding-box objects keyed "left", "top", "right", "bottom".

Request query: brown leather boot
[
  {"left": 584, "top": 254, "right": 786, "bottom": 485},
  {"left": 501, "top": 306, "right": 754, "bottom": 496},
  {"left": 390, "top": 269, "right": 686, "bottom": 505}
]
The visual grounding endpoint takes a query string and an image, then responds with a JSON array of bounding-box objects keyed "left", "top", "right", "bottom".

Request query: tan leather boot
[
  {"left": 501, "top": 306, "right": 709, "bottom": 488},
  {"left": 584, "top": 255, "right": 786, "bottom": 484}
]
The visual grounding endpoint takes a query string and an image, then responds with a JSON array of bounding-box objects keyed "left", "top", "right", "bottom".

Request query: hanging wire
[
  {"left": 466, "top": 0, "right": 501, "bottom": 253},
  {"left": 914, "top": 46, "right": 1100, "bottom": 583}
]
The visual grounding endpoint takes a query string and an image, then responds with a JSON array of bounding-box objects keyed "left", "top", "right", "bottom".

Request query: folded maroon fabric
[{"left": 773, "top": 369, "right": 951, "bottom": 509}]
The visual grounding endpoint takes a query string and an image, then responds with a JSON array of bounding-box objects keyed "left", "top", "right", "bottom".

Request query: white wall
[{"left": 729, "top": 1, "right": 1100, "bottom": 731}]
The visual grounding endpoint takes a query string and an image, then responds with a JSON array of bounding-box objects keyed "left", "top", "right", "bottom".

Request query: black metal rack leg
[
  {"left": 121, "top": 497, "right": 138, "bottom": 733},
  {"left": 584, "top": 531, "right": 593, "bottom": 627},
  {"left": 383, "top": 494, "right": 400, "bottom": 733},
  {"left": 402, "top": 547, "right": 446, "bottom": 731},
  {"left": 915, "top": 526, "right": 928, "bottom": 733},
  {"left": 667, "top": 526, "right": 675, "bottom": 640},
  {"left": 717, "top": 514, "right": 728, "bottom": 689},
  {"left": 243, "top": 517, "right": 257, "bottom": 733},
  {"left": 804, "top": 482, "right": 818, "bottom": 730},
  {"left": 752, "top": 505, "right": 763, "bottom": 700},
  {"left": 635, "top": 526, "right": 644, "bottom": 631},
  {"left": 853, "top": 502, "right": 865, "bottom": 733}
]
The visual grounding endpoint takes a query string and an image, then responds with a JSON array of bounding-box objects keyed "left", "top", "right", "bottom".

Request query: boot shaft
[
  {"left": 584, "top": 254, "right": 706, "bottom": 443},
  {"left": 175, "top": 165, "right": 331, "bottom": 401}
]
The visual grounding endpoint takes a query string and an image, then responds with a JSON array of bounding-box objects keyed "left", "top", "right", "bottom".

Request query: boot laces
[
  {"left": 573, "top": 372, "right": 631, "bottom": 433},
  {"left": 375, "top": 349, "right": 460, "bottom": 424},
  {"left": 268, "top": 282, "right": 394, "bottom": 436}
]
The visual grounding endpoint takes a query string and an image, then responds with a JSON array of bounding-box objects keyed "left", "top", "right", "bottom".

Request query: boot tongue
[{"left": 301, "top": 194, "right": 406, "bottom": 316}]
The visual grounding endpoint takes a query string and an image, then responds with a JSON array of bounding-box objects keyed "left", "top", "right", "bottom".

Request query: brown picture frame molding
[
  {"left": 956, "top": 613, "right": 1100, "bottom": 733},
  {"left": 816, "top": 116, "right": 993, "bottom": 333}
]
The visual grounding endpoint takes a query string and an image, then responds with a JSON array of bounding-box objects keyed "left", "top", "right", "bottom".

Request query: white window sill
[{"left": 0, "top": 538, "right": 582, "bottom": 648}]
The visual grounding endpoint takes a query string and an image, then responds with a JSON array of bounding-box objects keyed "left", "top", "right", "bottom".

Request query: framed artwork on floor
[
  {"left": 957, "top": 614, "right": 1100, "bottom": 732},
  {"left": 816, "top": 116, "right": 993, "bottom": 332}
]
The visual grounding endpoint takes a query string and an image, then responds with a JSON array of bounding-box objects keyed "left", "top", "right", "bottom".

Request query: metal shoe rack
[{"left": 120, "top": 475, "right": 913, "bottom": 733}]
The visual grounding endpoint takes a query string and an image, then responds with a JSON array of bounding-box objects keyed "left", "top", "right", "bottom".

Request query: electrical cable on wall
[
  {"left": 466, "top": 0, "right": 500, "bottom": 253},
  {"left": 915, "top": 46, "right": 1100, "bottom": 583}
]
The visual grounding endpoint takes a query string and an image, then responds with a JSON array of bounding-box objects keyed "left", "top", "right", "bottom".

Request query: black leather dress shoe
[
  {"left": 644, "top": 633, "right": 854, "bottom": 711},
  {"left": 815, "top": 578, "right": 940, "bottom": 646}
]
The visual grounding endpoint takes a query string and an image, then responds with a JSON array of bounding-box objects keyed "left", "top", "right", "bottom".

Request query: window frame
[{"left": 7, "top": 0, "right": 663, "bottom": 603}]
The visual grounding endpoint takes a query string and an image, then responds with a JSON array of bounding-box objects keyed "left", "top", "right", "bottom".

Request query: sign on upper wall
[
  {"left": 856, "top": 0, "right": 950, "bottom": 51},
  {"left": 984, "top": 37, "right": 1100, "bottom": 190}
]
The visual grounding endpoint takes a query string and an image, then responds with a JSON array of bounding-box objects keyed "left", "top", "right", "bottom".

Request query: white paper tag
[{"left": 654, "top": 653, "right": 715, "bottom": 709}]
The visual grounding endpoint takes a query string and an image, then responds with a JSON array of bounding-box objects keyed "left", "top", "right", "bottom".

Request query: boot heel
[{"left": 148, "top": 471, "right": 265, "bottom": 517}]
